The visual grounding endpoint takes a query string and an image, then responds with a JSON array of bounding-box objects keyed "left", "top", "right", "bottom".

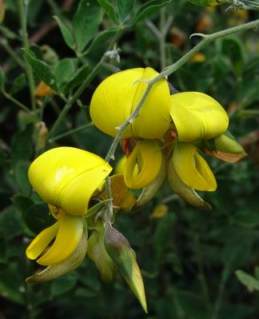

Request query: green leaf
[
  {"left": 11, "top": 125, "right": 34, "bottom": 162},
  {"left": 23, "top": 49, "right": 57, "bottom": 90},
  {"left": 116, "top": 0, "right": 135, "bottom": 23},
  {"left": 236, "top": 270, "right": 259, "bottom": 293},
  {"left": 97, "top": 0, "right": 117, "bottom": 22},
  {"left": 221, "top": 37, "right": 244, "bottom": 74},
  {"left": 0, "top": 206, "right": 24, "bottom": 240},
  {"left": 0, "top": 262, "right": 25, "bottom": 304},
  {"left": 54, "top": 58, "right": 77, "bottom": 92},
  {"left": 134, "top": 0, "right": 172, "bottom": 24},
  {"left": 26, "top": 203, "right": 54, "bottom": 233},
  {"left": 84, "top": 28, "right": 118, "bottom": 57},
  {"left": 9, "top": 74, "right": 27, "bottom": 95},
  {"left": 14, "top": 160, "right": 31, "bottom": 195},
  {"left": 154, "top": 213, "right": 176, "bottom": 263},
  {"left": 73, "top": 0, "right": 102, "bottom": 53},
  {"left": 54, "top": 16, "right": 74, "bottom": 50},
  {"left": 62, "top": 63, "right": 90, "bottom": 94}
]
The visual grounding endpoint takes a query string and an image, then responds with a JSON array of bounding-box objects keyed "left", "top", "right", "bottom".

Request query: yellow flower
[
  {"left": 170, "top": 92, "right": 229, "bottom": 142},
  {"left": 90, "top": 67, "right": 171, "bottom": 139},
  {"left": 26, "top": 147, "right": 112, "bottom": 268}
]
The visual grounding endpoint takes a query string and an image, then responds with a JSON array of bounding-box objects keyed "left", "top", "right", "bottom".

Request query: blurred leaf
[
  {"left": 54, "top": 58, "right": 77, "bottom": 91},
  {"left": 23, "top": 49, "right": 57, "bottom": 90},
  {"left": 73, "top": 0, "right": 102, "bottom": 52},
  {"left": 117, "top": 0, "right": 135, "bottom": 23},
  {"left": 97, "top": 0, "right": 117, "bottom": 22},
  {"left": 14, "top": 160, "right": 31, "bottom": 195},
  {"left": 154, "top": 213, "right": 176, "bottom": 262},
  {"left": 54, "top": 16, "right": 74, "bottom": 50},
  {"left": 9, "top": 74, "right": 27, "bottom": 95},
  {"left": 0, "top": 263, "right": 25, "bottom": 304},
  {"left": 11, "top": 125, "right": 34, "bottom": 162},
  {"left": 0, "top": 205, "right": 24, "bottom": 240},
  {"left": 236, "top": 270, "right": 259, "bottom": 293},
  {"left": 221, "top": 37, "right": 244, "bottom": 74},
  {"left": 134, "top": 0, "right": 172, "bottom": 24},
  {"left": 63, "top": 63, "right": 90, "bottom": 93},
  {"left": 14, "top": 195, "right": 52, "bottom": 234},
  {"left": 85, "top": 27, "right": 118, "bottom": 57},
  {"left": 50, "top": 273, "right": 78, "bottom": 297}
]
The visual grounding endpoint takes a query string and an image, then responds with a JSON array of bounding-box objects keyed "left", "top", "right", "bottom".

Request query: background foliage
[{"left": 0, "top": 0, "right": 259, "bottom": 318}]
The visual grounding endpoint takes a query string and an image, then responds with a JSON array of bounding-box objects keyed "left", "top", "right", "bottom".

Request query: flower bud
[
  {"left": 104, "top": 223, "right": 147, "bottom": 313},
  {"left": 88, "top": 225, "right": 115, "bottom": 282}
]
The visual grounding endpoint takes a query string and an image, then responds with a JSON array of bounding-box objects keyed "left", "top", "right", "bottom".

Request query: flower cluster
[
  {"left": 90, "top": 67, "right": 246, "bottom": 208},
  {"left": 25, "top": 67, "right": 245, "bottom": 311}
]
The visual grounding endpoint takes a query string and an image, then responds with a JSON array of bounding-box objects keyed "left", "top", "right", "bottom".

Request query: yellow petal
[
  {"left": 168, "top": 160, "right": 211, "bottom": 209},
  {"left": 37, "top": 215, "right": 84, "bottom": 266},
  {"left": 136, "top": 154, "right": 166, "bottom": 206},
  {"left": 26, "top": 230, "right": 88, "bottom": 283},
  {"left": 170, "top": 92, "right": 229, "bottom": 142},
  {"left": 124, "top": 140, "right": 162, "bottom": 189},
  {"left": 90, "top": 67, "right": 171, "bottom": 139},
  {"left": 26, "top": 222, "right": 59, "bottom": 260},
  {"left": 172, "top": 143, "right": 217, "bottom": 191},
  {"left": 28, "top": 147, "right": 112, "bottom": 216}
]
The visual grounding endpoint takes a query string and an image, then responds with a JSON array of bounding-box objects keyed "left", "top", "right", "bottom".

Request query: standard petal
[
  {"left": 26, "top": 222, "right": 59, "bottom": 260},
  {"left": 124, "top": 140, "right": 162, "bottom": 189},
  {"left": 170, "top": 92, "right": 229, "bottom": 142},
  {"left": 37, "top": 215, "right": 84, "bottom": 266},
  {"left": 28, "top": 147, "right": 112, "bottom": 215},
  {"left": 172, "top": 143, "right": 217, "bottom": 191},
  {"left": 90, "top": 67, "right": 171, "bottom": 139}
]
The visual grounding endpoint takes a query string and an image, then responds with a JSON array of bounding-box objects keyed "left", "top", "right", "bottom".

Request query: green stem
[
  {"left": 2, "top": 90, "right": 33, "bottom": 113},
  {"left": 0, "top": 39, "right": 25, "bottom": 69},
  {"left": 48, "top": 122, "right": 93, "bottom": 143},
  {"left": 48, "top": 31, "right": 122, "bottom": 139},
  {"left": 18, "top": 0, "right": 36, "bottom": 111},
  {"left": 48, "top": 55, "right": 106, "bottom": 139}
]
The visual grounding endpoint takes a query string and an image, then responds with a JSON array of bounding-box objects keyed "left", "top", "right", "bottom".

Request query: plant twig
[
  {"left": 0, "top": 39, "right": 25, "bottom": 69},
  {"left": 48, "top": 122, "right": 93, "bottom": 143},
  {"left": 48, "top": 55, "right": 107, "bottom": 139},
  {"left": 2, "top": 90, "right": 33, "bottom": 114},
  {"left": 18, "top": 0, "right": 36, "bottom": 111}
]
